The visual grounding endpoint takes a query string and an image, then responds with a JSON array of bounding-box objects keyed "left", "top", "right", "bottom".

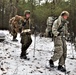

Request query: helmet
[
  {"left": 24, "top": 10, "right": 30, "bottom": 15},
  {"left": 61, "top": 11, "right": 69, "bottom": 17}
]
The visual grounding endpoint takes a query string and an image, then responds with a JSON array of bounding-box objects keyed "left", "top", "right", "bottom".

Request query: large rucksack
[{"left": 45, "top": 16, "right": 57, "bottom": 38}]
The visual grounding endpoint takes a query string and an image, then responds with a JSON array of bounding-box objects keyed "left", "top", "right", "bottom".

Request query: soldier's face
[
  {"left": 63, "top": 15, "right": 68, "bottom": 20},
  {"left": 25, "top": 14, "right": 30, "bottom": 19}
]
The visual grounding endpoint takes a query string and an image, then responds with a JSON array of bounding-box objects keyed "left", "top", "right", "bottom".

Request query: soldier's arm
[
  {"left": 64, "top": 23, "right": 69, "bottom": 37},
  {"left": 20, "top": 17, "right": 26, "bottom": 27},
  {"left": 52, "top": 20, "right": 59, "bottom": 36}
]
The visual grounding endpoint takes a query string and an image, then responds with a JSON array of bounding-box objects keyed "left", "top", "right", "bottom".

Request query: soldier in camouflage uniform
[
  {"left": 49, "top": 11, "right": 69, "bottom": 72},
  {"left": 20, "top": 10, "right": 32, "bottom": 60},
  {"left": 9, "top": 15, "right": 23, "bottom": 41}
]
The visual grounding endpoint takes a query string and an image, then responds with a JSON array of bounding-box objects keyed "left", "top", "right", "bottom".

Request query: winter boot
[
  {"left": 58, "top": 65, "right": 66, "bottom": 72},
  {"left": 20, "top": 55, "right": 30, "bottom": 60},
  {"left": 20, "top": 52, "right": 30, "bottom": 60},
  {"left": 12, "top": 39, "right": 18, "bottom": 42},
  {"left": 49, "top": 59, "right": 54, "bottom": 67}
]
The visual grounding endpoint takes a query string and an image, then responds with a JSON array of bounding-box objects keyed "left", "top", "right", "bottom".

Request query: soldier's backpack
[
  {"left": 46, "top": 16, "right": 57, "bottom": 38},
  {"left": 47, "top": 17, "right": 57, "bottom": 27}
]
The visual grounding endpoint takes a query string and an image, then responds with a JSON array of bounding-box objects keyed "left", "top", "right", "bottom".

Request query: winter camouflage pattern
[
  {"left": 52, "top": 16, "right": 69, "bottom": 37},
  {"left": 51, "top": 15, "right": 69, "bottom": 66},
  {"left": 45, "top": 17, "right": 54, "bottom": 37}
]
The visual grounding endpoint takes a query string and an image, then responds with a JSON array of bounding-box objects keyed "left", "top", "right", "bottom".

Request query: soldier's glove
[
  {"left": 22, "top": 22, "right": 26, "bottom": 26},
  {"left": 58, "top": 31, "right": 63, "bottom": 36},
  {"left": 58, "top": 33, "right": 60, "bottom": 36}
]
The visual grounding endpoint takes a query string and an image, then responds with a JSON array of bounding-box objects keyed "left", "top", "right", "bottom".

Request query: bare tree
[
  {"left": 53, "top": 0, "right": 64, "bottom": 5},
  {"left": 9, "top": 0, "right": 17, "bottom": 18}
]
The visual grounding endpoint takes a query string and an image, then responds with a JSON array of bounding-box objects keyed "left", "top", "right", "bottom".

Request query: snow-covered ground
[{"left": 0, "top": 30, "right": 76, "bottom": 75}]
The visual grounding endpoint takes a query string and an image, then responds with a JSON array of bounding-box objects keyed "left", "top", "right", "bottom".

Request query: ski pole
[
  {"left": 33, "top": 34, "right": 36, "bottom": 57},
  {"left": 33, "top": 25, "right": 36, "bottom": 58},
  {"left": 70, "top": 42, "right": 74, "bottom": 59}
]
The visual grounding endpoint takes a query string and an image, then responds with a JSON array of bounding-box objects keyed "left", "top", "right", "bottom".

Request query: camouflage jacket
[
  {"left": 22, "top": 18, "right": 31, "bottom": 30},
  {"left": 52, "top": 16, "right": 69, "bottom": 37},
  {"left": 21, "top": 17, "right": 35, "bottom": 34}
]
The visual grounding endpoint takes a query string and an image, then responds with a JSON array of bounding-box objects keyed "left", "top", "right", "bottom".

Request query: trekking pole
[
  {"left": 33, "top": 33, "right": 36, "bottom": 57},
  {"left": 64, "top": 64, "right": 67, "bottom": 75},
  {"left": 33, "top": 26, "right": 36, "bottom": 58},
  {"left": 70, "top": 41, "right": 74, "bottom": 59},
  {"left": 33, "top": 24, "right": 40, "bottom": 58}
]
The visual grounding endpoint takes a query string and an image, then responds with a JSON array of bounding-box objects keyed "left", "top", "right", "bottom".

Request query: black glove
[
  {"left": 22, "top": 22, "right": 26, "bottom": 26},
  {"left": 58, "top": 33, "right": 60, "bottom": 36},
  {"left": 58, "top": 30, "right": 63, "bottom": 36}
]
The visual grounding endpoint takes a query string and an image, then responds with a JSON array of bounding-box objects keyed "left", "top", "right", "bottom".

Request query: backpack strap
[{"left": 57, "top": 20, "right": 66, "bottom": 32}]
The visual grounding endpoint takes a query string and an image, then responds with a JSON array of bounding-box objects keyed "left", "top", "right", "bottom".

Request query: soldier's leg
[
  {"left": 51, "top": 36, "right": 63, "bottom": 62},
  {"left": 48, "top": 31, "right": 50, "bottom": 37},
  {"left": 59, "top": 38, "right": 67, "bottom": 66},
  {"left": 20, "top": 35, "right": 32, "bottom": 58},
  {"left": 49, "top": 36, "right": 63, "bottom": 67},
  {"left": 21, "top": 41, "right": 32, "bottom": 57},
  {"left": 21, "top": 44, "right": 26, "bottom": 57},
  {"left": 49, "top": 30, "right": 52, "bottom": 38},
  {"left": 45, "top": 28, "right": 50, "bottom": 37},
  {"left": 12, "top": 30, "right": 18, "bottom": 41},
  {"left": 9, "top": 25, "right": 12, "bottom": 33},
  {"left": 58, "top": 38, "right": 67, "bottom": 72},
  {"left": 13, "top": 30, "right": 17, "bottom": 39},
  {"left": 23, "top": 37, "right": 32, "bottom": 54}
]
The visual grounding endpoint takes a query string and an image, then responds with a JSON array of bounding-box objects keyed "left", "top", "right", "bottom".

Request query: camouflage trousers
[
  {"left": 9, "top": 24, "right": 17, "bottom": 40},
  {"left": 11, "top": 29, "right": 17, "bottom": 40},
  {"left": 20, "top": 32, "right": 32, "bottom": 57},
  {"left": 51, "top": 36, "right": 67, "bottom": 66}
]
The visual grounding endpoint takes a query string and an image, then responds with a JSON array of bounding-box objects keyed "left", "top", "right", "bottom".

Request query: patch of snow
[{"left": 0, "top": 30, "right": 76, "bottom": 75}]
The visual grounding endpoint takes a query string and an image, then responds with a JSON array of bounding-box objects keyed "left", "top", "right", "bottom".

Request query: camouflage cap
[
  {"left": 24, "top": 10, "right": 30, "bottom": 15},
  {"left": 61, "top": 11, "right": 69, "bottom": 17}
]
